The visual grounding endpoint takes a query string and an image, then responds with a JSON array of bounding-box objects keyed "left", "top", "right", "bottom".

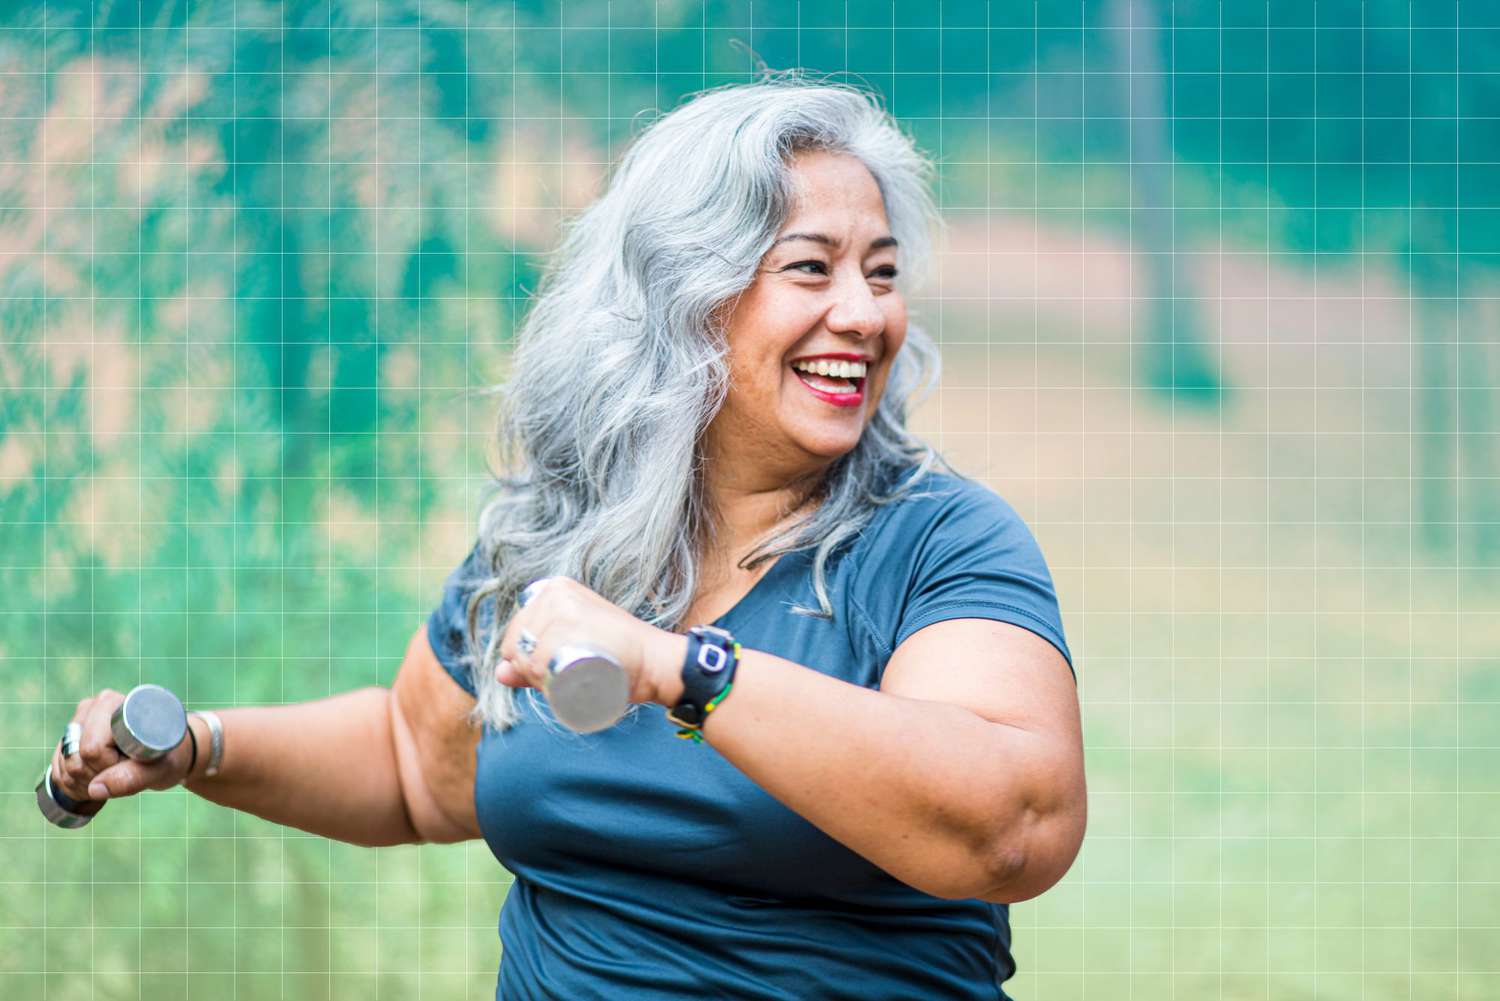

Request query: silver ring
[
  {"left": 517, "top": 578, "right": 552, "bottom": 610},
  {"left": 61, "top": 722, "right": 82, "bottom": 758},
  {"left": 517, "top": 630, "right": 538, "bottom": 657}
]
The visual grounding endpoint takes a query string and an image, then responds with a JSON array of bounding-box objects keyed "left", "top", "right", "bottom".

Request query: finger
[
  {"left": 497, "top": 632, "right": 549, "bottom": 689},
  {"left": 61, "top": 742, "right": 96, "bottom": 795},
  {"left": 53, "top": 696, "right": 108, "bottom": 801},
  {"left": 80, "top": 692, "right": 125, "bottom": 773},
  {"left": 522, "top": 633, "right": 554, "bottom": 688},
  {"left": 88, "top": 758, "right": 160, "bottom": 801},
  {"left": 61, "top": 698, "right": 91, "bottom": 754},
  {"left": 500, "top": 601, "right": 556, "bottom": 674},
  {"left": 79, "top": 691, "right": 124, "bottom": 775},
  {"left": 531, "top": 643, "right": 560, "bottom": 689},
  {"left": 497, "top": 609, "right": 522, "bottom": 664},
  {"left": 49, "top": 745, "right": 89, "bottom": 802},
  {"left": 495, "top": 658, "right": 533, "bottom": 688}
]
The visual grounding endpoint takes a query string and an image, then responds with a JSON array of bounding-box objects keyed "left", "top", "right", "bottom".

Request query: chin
[{"left": 792, "top": 428, "right": 863, "bottom": 461}]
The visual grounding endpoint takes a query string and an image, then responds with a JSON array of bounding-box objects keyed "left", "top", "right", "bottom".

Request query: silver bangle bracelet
[{"left": 192, "top": 711, "right": 224, "bottom": 778}]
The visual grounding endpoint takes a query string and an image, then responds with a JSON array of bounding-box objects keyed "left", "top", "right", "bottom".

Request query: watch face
[
  {"left": 696, "top": 643, "right": 727, "bottom": 673},
  {"left": 690, "top": 625, "right": 733, "bottom": 673}
]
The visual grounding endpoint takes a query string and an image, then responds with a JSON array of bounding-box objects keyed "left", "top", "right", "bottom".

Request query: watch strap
[{"left": 667, "top": 625, "right": 739, "bottom": 735}]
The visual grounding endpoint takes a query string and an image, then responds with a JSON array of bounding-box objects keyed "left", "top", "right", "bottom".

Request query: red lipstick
[
  {"left": 797, "top": 377, "right": 864, "bottom": 407},
  {"left": 789, "top": 361, "right": 866, "bottom": 409}
]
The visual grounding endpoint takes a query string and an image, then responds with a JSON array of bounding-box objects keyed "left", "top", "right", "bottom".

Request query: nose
[{"left": 823, "top": 270, "right": 885, "bottom": 340}]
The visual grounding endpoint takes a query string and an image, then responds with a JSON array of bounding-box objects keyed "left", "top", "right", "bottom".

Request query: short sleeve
[
  {"left": 890, "top": 481, "right": 1074, "bottom": 680},
  {"left": 424, "top": 544, "right": 492, "bottom": 698}
]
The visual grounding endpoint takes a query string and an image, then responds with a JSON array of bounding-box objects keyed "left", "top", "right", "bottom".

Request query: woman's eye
[{"left": 786, "top": 261, "right": 900, "bottom": 280}]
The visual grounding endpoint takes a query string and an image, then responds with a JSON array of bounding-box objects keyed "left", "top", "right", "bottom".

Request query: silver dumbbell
[
  {"left": 515, "top": 579, "right": 629, "bottom": 734},
  {"left": 543, "top": 644, "right": 630, "bottom": 733},
  {"left": 37, "top": 684, "right": 187, "bottom": 829}
]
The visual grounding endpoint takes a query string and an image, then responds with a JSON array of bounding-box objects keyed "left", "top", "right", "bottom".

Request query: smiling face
[{"left": 704, "top": 149, "right": 908, "bottom": 480}]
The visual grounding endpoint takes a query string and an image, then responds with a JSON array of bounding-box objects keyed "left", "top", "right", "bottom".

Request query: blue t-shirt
[{"left": 427, "top": 469, "right": 1073, "bottom": 1000}]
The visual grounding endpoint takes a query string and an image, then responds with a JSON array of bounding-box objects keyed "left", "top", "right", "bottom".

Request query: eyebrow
[{"left": 771, "top": 232, "right": 899, "bottom": 252}]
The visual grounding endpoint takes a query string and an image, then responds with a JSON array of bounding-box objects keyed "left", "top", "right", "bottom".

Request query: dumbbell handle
[{"left": 36, "top": 684, "right": 188, "bottom": 829}]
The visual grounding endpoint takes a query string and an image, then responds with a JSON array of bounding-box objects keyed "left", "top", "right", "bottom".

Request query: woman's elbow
[{"left": 978, "top": 780, "right": 1088, "bottom": 904}]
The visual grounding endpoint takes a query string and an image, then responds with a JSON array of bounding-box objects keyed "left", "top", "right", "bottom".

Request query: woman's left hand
[{"left": 496, "top": 577, "right": 685, "bottom": 707}]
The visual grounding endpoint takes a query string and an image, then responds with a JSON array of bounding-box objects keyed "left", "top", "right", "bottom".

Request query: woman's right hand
[{"left": 50, "top": 689, "right": 194, "bottom": 802}]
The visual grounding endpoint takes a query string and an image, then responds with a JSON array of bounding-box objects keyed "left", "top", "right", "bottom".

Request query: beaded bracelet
[{"left": 674, "top": 680, "right": 736, "bottom": 744}]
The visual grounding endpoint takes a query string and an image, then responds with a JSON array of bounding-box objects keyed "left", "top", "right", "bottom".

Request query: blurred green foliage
[{"left": 2, "top": 1, "right": 1497, "bottom": 998}]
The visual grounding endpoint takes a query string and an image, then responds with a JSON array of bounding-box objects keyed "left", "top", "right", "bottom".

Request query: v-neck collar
[{"left": 709, "top": 548, "right": 804, "bottom": 629}]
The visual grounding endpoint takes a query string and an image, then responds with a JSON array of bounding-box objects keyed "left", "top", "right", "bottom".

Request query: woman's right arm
[{"left": 54, "top": 625, "right": 482, "bottom": 847}]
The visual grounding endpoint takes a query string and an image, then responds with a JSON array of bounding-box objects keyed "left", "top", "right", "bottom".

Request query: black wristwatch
[{"left": 667, "top": 625, "right": 740, "bottom": 736}]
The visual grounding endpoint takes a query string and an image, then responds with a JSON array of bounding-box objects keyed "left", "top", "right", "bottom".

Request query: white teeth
[{"left": 792, "top": 359, "right": 867, "bottom": 379}]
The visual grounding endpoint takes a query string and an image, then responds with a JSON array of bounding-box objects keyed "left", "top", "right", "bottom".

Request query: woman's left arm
[
  {"left": 649, "top": 617, "right": 1086, "bottom": 904},
  {"left": 496, "top": 580, "right": 1085, "bottom": 904}
]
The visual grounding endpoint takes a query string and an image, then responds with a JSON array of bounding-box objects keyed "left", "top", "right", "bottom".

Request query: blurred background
[{"left": 2, "top": 1, "right": 1497, "bottom": 998}]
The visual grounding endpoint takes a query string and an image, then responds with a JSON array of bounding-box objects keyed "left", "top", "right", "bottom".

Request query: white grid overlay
[{"left": 4, "top": 2, "right": 1495, "bottom": 999}]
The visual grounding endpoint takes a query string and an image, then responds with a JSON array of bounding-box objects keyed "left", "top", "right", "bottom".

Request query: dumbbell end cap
[
  {"left": 112, "top": 684, "right": 187, "bottom": 762},
  {"left": 546, "top": 648, "right": 630, "bottom": 734},
  {"left": 36, "top": 767, "right": 100, "bottom": 829}
]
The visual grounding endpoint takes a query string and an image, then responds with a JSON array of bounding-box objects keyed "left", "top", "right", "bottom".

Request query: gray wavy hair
[{"left": 464, "top": 70, "right": 958, "bottom": 731}]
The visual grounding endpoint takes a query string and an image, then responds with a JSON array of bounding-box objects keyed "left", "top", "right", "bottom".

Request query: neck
[{"left": 699, "top": 461, "right": 825, "bottom": 566}]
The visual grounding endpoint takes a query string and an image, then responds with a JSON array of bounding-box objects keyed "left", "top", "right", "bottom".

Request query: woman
[{"left": 53, "top": 74, "right": 1085, "bottom": 999}]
